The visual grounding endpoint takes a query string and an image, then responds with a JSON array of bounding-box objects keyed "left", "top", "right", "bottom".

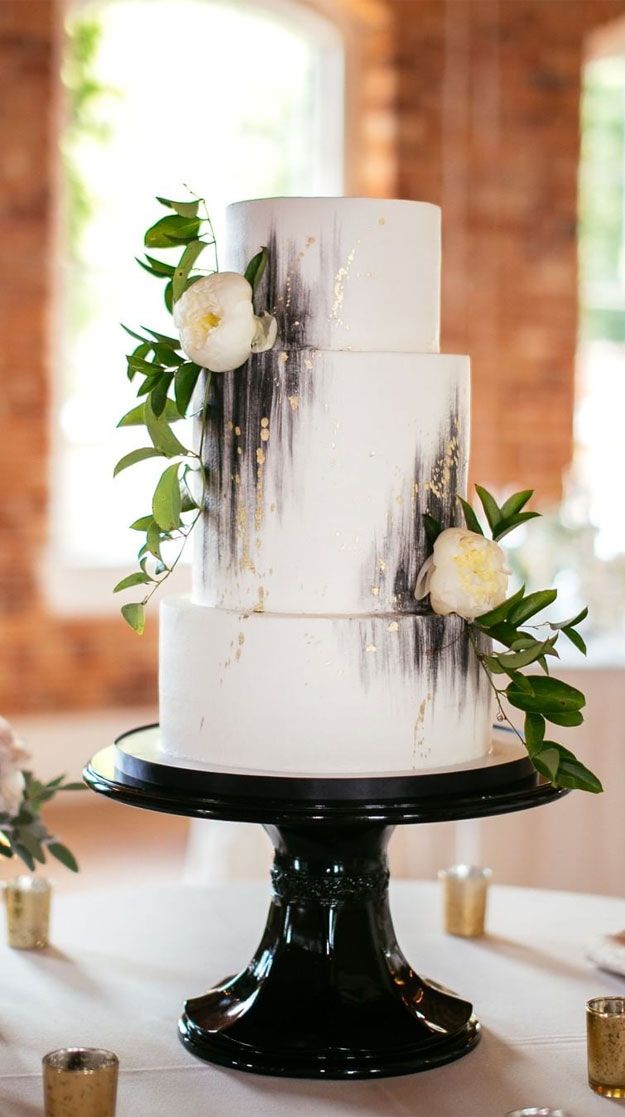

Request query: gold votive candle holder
[
  {"left": 438, "top": 864, "right": 492, "bottom": 937},
  {"left": 5, "top": 875, "right": 51, "bottom": 949},
  {"left": 587, "top": 996, "right": 625, "bottom": 1097},
  {"left": 43, "top": 1048, "right": 119, "bottom": 1117}
]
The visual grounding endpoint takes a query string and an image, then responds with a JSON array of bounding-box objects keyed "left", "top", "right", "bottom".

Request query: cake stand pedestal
[{"left": 84, "top": 730, "right": 568, "bottom": 1080}]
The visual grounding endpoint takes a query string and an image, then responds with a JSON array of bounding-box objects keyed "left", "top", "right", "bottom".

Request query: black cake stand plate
[{"left": 84, "top": 729, "right": 569, "bottom": 1080}]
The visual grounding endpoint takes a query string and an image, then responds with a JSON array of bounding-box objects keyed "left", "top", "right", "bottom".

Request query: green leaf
[
  {"left": 122, "top": 324, "right": 148, "bottom": 343},
  {"left": 457, "top": 497, "right": 484, "bottom": 535},
  {"left": 113, "top": 572, "right": 153, "bottom": 593},
  {"left": 549, "top": 607, "right": 589, "bottom": 631},
  {"left": 492, "top": 637, "right": 557, "bottom": 671},
  {"left": 59, "top": 783, "right": 87, "bottom": 792},
  {"left": 524, "top": 713, "right": 545, "bottom": 754},
  {"left": 493, "top": 511, "right": 541, "bottom": 541},
  {"left": 152, "top": 463, "right": 182, "bottom": 530},
  {"left": 554, "top": 756, "right": 603, "bottom": 794},
  {"left": 144, "top": 214, "right": 201, "bottom": 248},
  {"left": 244, "top": 246, "right": 269, "bottom": 293},
  {"left": 150, "top": 372, "right": 174, "bottom": 417},
  {"left": 146, "top": 523, "right": 164, "bottom": 560},
  {"left": 11, "top": 842, "right": 35, "bottom": 871},
  {"left": 423, "top": 513, "right": 442, "bottom": 547},
  {"left": 474, "top": 585, "right": 526, "bottom": 628},
  {"left": 150, "top": 343, "right": 184, "bottom": 367},
  {"left": 172, "top": 240, "right": 207, "bottom": 303},
  {"left": 175, "top": 363, "right": 202, "bottom": 416},
  {"left": 47, "top": 842, "right": 80, "bottom": 872},
  {"left": 118, "top": 398, "right": 182, "bottom": 428},
  {"left": 127, "top": 354, "right": 159, "bottom": 375},
  {"left": 563, "top": 626, "right": 587, "bottom": 656},
  {"left": 142, "top": 327, "right": 182, "bottom": 347},
  {"left": 508, "top": 589, "right": 558, "bottom": 626},
  {"left": 164, "top": 280, "right": 173, "bottom": 313},
  {"left": 145, "top": 398, "right": 187, "bottom": 456},
  {"left": 533, "top": 747, "right": 561, "bottom": 783},
  {"left": 113, "top": 447, "right": 162, "bottom": 477},
  {"left": 543, "top": 709, "right": 584, "bottom": 727},
  {"left": 138, "top": 254, "right": 176, "bottom": 277},
  {"left": 130, "top": 515, "right": 153, "bottom": 531},
  {"left": 508, "top": 670, "right": 535, "bottom": 693},
  {"left": 121, "top": 602, "right": 145, "bottom": 634},
  {"left": 156, "top": 196, "right": 200, "bottom": 219},
  {"left": 506, "top": 675, "right": 585, "bottom": 717},
  {"left": 475, "top": 485, "right": 502, "bottom": 533},
  {"left": 499, "top": 489, "right": 534, "bottom": 520},
  {"left": 0, "top": 840, "right": 13, "bottom": 859}
]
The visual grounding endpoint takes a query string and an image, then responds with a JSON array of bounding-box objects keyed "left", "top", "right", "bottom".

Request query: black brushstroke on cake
[
  {"left": 365, "top": 388, "right": 466, "bottom": 614},
  {"left": 201, "top": 229, "right": 314, "bottom": 583}
]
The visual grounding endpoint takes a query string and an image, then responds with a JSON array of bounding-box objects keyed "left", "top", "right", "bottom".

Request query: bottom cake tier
[{"left": 158, "top": 596, "right": 493, "bottom": 776}]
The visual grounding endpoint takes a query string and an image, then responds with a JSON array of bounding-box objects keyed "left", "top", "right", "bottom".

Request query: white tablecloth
[{"left": 1, "top": 880, "right": 624, "bottom": 1116}]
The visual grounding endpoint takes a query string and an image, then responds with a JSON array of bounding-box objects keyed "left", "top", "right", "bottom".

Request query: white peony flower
[
  {"left": 0, "top": 715, "right": 30, "bottom": 818},
  {"left": 414, "top": 527, "right": 510, "bottom": 621},
  {"left": 173, "top": 273, "right": 277, "bottom": 373}
]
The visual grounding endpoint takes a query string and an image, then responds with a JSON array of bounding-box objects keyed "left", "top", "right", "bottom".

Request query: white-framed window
[
  {"left": 48, "top": 0, "right": 344, "bottom": 613},
  {"left": 577, "top": 53, "right": 625, "bottom": 560}
]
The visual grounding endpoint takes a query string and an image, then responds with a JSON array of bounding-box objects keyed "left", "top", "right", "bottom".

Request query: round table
[{"left": 0, "top": 880, "right": 623, "bottom": 1115}]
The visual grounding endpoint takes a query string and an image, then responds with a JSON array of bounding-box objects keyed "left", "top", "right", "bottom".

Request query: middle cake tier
[{"left": 195, "top": 349, "right": 470, "bottom": 615}]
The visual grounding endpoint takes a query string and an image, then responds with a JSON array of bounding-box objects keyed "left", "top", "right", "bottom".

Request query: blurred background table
[{"left": 0, "top": 879, "right": 623, "bottom": 1116}]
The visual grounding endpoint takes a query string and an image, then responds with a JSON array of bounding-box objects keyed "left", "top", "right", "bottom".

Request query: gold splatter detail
[
  {"left": 387, "top": 621, "right": 399, "bottom": 632},
  {"left": 278, "top": 352, "right": 289, "bottom": 364},
  {"left": 288, "top": 395, "right": 299, "bottom": 411},
  {"left": 330, "top": 245, "right": 358, "bottom": 323},
  {"left": 378, "top": 217, "right": 386, "bottom": 225},
  {"left": 270, "top": 502, "right": 276, "bottom": 513},
  {"left": 306, "top": 235, "right": 316, "bottom": 246},
  {"left": 238, "top": 632, "right": 245, "bottom": 645},
  {"left": 256, "top": 448, "right": 266, "bottom": 465},
  {"left": 261, "top": 417, "right": 269, "bottom": 428},
  {"left": 379, "top": 559, "right": 386, "bottom": 572},
  {"left": 304, "top": 358, "right": 314, "bottom": 370},
  {"left": 234, "top": 425, "right": 241, "bottom": 436},
  {"left": 237, "top": 446, "right": 242, "bottom": 456},
  {"left": 226, "top": 420, "right": 234, "bottom": 431},
  {"left": 254, "top": 586, "right": 266, "bottom": 613},
  {"left": 260, "top": 429, "right": 270, "bottom": 442},
  {"left": 366, "top": 643, "right": 377, "bottom": 653},
  {"left": 424, "top": 434, "right": 460, "bottom": 499},
  {"left": 413, "top": 694, "right": 432, "bottom": 762},
  {"left": 371, "top": 586, "right": 380, "bottom": 597}
]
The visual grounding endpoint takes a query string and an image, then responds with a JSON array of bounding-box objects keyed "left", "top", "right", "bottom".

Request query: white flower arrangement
[
  {"left": 0, "top": 715, "right": 83, "bottom": 872},
  {"left": 417, "top": 486, "right": 600, "bottom": 795}
]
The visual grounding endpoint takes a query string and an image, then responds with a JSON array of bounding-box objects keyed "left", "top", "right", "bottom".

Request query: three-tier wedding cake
[{"left": 158, "top": 197, "right": 492, "bottom": 775}]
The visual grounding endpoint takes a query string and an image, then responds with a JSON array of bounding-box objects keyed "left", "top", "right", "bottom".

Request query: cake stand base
[
  {"left": 84, "top": 738, "right": 568, "bottom": 1080},
  {"left": 179, "top": 821, "right": 479, "bottom": 1079}
]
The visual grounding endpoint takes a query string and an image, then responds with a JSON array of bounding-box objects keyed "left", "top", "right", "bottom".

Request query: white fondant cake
[{"left": 159, "top": 197, "right": 493, "bottom": 775}]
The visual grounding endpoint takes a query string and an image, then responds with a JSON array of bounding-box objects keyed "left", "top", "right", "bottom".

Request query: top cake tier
[{"left": 225, "top": 197, "right": 441, "bottom": 354}]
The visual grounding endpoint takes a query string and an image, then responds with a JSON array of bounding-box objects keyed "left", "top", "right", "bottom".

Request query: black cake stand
[{"left": 84, "top": 727, "right": 568, "bottom": 1080}]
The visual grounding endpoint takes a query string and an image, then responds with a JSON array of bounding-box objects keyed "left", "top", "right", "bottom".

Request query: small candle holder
[
  {"left": 5, "top": 875, "right": 51, "bottom": 949},
  {"left": 587, "top": 996, "right": 625, "bottom": 1097},
  {"left": 43, "top": 1048, "right": 119, "bottom": 1116},
  {"left": 438, "top": 864, "right": 492, "bottom": 937}
]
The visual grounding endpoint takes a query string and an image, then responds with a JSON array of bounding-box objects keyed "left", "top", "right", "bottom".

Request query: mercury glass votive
[
  {"left": 5, "top": 875, "right": 51, "bottom": 949},
  {"left": 587, "top": 996, "right": 625, "bottom": 1097},
  {"left": 438, "top": 864, "right": 492, "bottom": 937},
  {"left": 43, "top": 1048, "right": 119, "bottom": 1117}
]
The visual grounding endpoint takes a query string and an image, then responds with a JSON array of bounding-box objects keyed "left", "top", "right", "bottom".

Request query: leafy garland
[
  {"left": 426, "top": 487, "right": 602, "bottom": 794},
  {"left": 1, "top": 774, "right": 84, "bottom": 872},
  {"left": 114, "top": 196, "right": 268, "bottom": 633}
]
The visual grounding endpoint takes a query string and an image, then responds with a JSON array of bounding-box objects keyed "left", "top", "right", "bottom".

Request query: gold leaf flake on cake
[
  {"left": 379, "top": 558, "right": 386, "bottom": 572},
  {"left": 226, "top": 420, "right": 234, "bottom": 431},
  {"left": 365, "top": 643, "right": 377, "bottom": 653},
  {"left": 387, "top": 621, "right": 399, "bottom": 632},
  {"left": 413, "top": 694, "right": 432, "bottom": 762},
  {"left": 371, "top": 586, "right": 380, "bottom": 597},
  {"left": 260, "top": 429, "right": 270, "bottom": 442},
  {"left": 288, "top": 395, "right": 299, "bottom": 411},
  {"left": 278, "top": 352, "right": 289, "bottom": 365},
  {"left": 253, "top": 586, "right": 266, "bottom": 613},
  {"left": 306, "top": 235, "right": 316, "bottom": 247},
  {"left": 330, "top": 244, "right": 358, "bottom": 324},
  {"left": 304, "top": 357, "right": 314, "bottom": 370},
  {"left": 378, "top": 217, "right": 386, "bottom": 225},
  {"left": 234, "top": 425, "right": 241, "bottom": 436},
  {"left": 424, "top": 433, "right": 460, "bottom": 499},
  {"left": 256, "top": 447, "right": 266, "bottom": 465}
]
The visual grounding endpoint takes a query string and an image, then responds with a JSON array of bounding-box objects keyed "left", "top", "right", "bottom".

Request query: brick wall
[{"left": 0, "top": 0, "right": 622, "bottom": 714}]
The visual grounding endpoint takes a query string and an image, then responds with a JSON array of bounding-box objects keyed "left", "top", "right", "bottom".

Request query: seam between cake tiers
[{"left": 184, "top": 600, "right": 444, "bottom": 623}]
